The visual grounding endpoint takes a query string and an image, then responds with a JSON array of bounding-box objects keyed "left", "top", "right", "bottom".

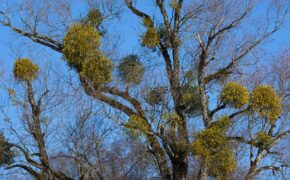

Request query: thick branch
[
  {"left": 80, "top": 78, "right": 137, "bottom": 116},
  {"left": 9, "top": 143, "right": 42, "bottom": 169},
  {"left": 81, "top": 76, "right": 172, "bottom": 178},
  {"left": 6, "top": 164, "right": 41, "bottom": 180},
  {"left": 156, "top": 0, "right": 173, "bottom": 38},
  {"left": 229, "top": 107, "right": 250, "bottom": 119},
  {"left": 101, "top": 86, "right": 145, "bottom": 117},
  {"left": 209, "top": 103, "right": 226, "bottom": 118},
  {"left": 125, "top": 0, "right": 151, "bottom": 19}
]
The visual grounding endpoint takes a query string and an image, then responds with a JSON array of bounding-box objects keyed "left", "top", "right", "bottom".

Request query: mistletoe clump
[
  {"left": 158, "top": 26, "right": 171, "bottom": 48},
  {"left": 255, "top": 132, "right": 274, "bottom": 149},
  {"left": 0, "top": 133, "right": 14, "bottom": 166},
  {"left": 145, "top": 86, "right": 167, "bottom": 105},
  {"left": 142, "top": 17, "right": 159, "bottom": 48},
  {"left": 80, "top": 55, "right": 112, "bottom": 88},
  {"left": 118, "top": 55, "right": 144, "bottom": 85},
  {"left": 192, "top": 116, "right": 236, "bottom": 179},
  {"left": 251, "top": 85, "right": 282, "bottom": 123},
  {"left": 13, "top": 58, "right": 39, "bottom": 81},
  {"left": 181, "top": 85, "right": 202, "bottom": 116},
  {"left": 169, "top": 0, "right": 179, "bottom": 9},
  {"left": 83, "top": 8, "right": 103, "bottom": 28},
  {"left": 127, "top": 115, "right": 149, "bottom": 133},
  {"left": 62, "top": 23, "right": 102, "bottom": 70},
  {"left": 221, "top": 82, "right": 249, "bottom": 109}
]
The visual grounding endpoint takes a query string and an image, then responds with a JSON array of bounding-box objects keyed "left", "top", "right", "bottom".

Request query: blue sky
[{"left": 0, "top": 1, "right": 289, "bottom": 179}]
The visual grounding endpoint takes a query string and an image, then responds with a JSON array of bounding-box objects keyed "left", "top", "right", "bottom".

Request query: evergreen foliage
[
  {"left": 83, "top": 8, "right": 103, "bottom": 29},
  {"left": 63, "top": 23, "right": 112, "bottom": 88},
  {"left": 221, "top": 82, "right": 249, "bottom": 109},
  {"left": 180, "top": 85, "right": 201, "bottom": 116},
  {"left": 13, "top": 58, "right": 39, "bottom": 81},
  {"left": 169, "top": 0, "right": 179, "bottom": 9},
  {"left": 118, "top": 55, "right": 144, "bottom": 85},
  {"left": 62, "top": 23, "right": 102, "bottom": 70},
  {"left": 145, "top": 86, "right": 167, "bottom": 105},
  {"left": 192, "top": 116, "right": 236, "bottom": 180},
  {"left": 80, "top": 55, "right": 112, "bottom": 88},
  {"left": 251, "top": 85, "right": 282, "bottom": 123},
  {"left": 0, "top": 133, "right": 14, "bottom": 166},
  {"left": 127, "top": 115, "right": 149, "bottom": 133},
  {"left": 142, "top": 17, "right": 159, "bottom": 48},
  {"left": 255, "top": 132, "right": 274, "bottom": 149}
]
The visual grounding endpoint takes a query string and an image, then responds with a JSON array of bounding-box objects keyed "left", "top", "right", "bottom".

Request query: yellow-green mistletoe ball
[
  {"left": 181, "top": 85, "right": 201, "bottom": 115},
  {"left": 256, "top": 132, "right": 274, "bottom": 148},
  {"left": 251, "top": 85, "right": 282, "bottom": 123},
  {"left": 13, "top": 58, "right": 38, "bottom": 81},
  {"left": 62, "top": 23, "right": 102, "bottom": 70},
  {"left": 80, "top": 55, "right": 112, "bottom": 88},
  {"left": 141, "top": 17, "right": 159, "bottom": 48},
  {"left": 192, "top": 116, "right": 236, "bottom": 179},
  {"left": 84, "top": 9, "right": 103, "bottom": 28},
  {"left": 221, "top": 82, "right": 249, "bottom": 109}
]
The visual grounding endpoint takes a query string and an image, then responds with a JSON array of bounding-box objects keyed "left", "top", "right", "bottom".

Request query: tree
[
  {"left": 1, "top": 57, "right": 156, "bottom": 179},
  {"left": 0, "top": 0, "right": 289, "bottom": 179},
  {"left": 0, "top": 58, "right": 73, "bottom": 179},
  {"left": 231, "top": 50, "right": 290, "bottom": 180}
]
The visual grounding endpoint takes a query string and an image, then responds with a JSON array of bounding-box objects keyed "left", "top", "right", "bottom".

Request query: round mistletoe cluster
[
  {"left": 13, "top": 58, "right": 39, "bottom": 81},
  {"left": 118, "top": 55, "right": 144, "bottom": 85},
  {"left": 221, "top": 82, "right": 249, "bottom": 109},
  {"left": 145, "top": 86, "right": 167, "bottom": 105},
  {"left": 80, "top": 55, "right": 112, "bottom": 88},
  {"left": 83, "top": 9, "right": 103, "bottom": 28},
  {"left": 141, "top": 17, "right": 159, "bottom": 48},
  {"left": 251, "top": 85, "right": 282, "bottom": 123},
  {"left": 192, "top": 116, "right": 236, "bottom": 179},
  {"left": 62, "top": 23, "right": 102, "bottom": 70},
  {"left": 63, "top": 22, "right": 112, "bottom": 88},
  {"left": 221, "top": 82, "right": 282, "bottom": 123},
  {"left": 181, "top": 85, "right": 202, "bottom": 116}
]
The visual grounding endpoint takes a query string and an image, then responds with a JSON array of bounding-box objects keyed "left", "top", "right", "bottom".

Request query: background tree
[
  {"left": 1, "top": 57, "right": 158, "bottom": 179},
  {"left": 0, "top": 58, "right": 73, "bottom": 179}
]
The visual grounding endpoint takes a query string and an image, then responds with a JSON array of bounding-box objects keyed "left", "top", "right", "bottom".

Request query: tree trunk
[
  {"left": 244, "top": 161, "right": 257, "bottom": 180},
  {"left": 172, "top": 158, "right": 188, "bottom": 180},
  {"left": 197, "top": 163, "right": 208, "bottom": 180},
  {"left": 245, "top": 174, "right": 253, "bottom": 180},
  {"left": 245, "top": 149, "right": 264, "bottom": 180}
]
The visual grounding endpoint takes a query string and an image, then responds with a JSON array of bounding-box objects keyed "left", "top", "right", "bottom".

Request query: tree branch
[
  {"left": 204, "top": 29, "right": 279, "bottom": 84},
  {"left": 0, "top": 11, "right": 63, "bottom": 52},
  {"left": 6, "top": 164, "right": 42, "bottom": 180}
]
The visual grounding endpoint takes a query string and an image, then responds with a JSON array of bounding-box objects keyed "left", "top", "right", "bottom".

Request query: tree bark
[
  {"left": 245, "top": 149, "right": 264, "bottom": 180},
  {"left": 197, "top": 162, "right": 208, "bottom": 180},
  {"left": 172, "top": 158, "right": 188, "bottom": 180},
  {"left": 196, "top": 36, "right": 210, "bottom": 180}
]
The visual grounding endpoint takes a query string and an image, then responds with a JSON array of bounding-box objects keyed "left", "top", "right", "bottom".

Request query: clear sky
[
  {"left": 0, "top": 1, "right": 289, "bottom": 179},
  {"left": 0, "top": 0, "right": 289, "bottom": 69}
]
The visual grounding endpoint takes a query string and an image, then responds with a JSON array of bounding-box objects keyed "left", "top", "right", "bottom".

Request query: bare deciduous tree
[{"left": 0, "top": 0, "right": 289, "bottom": 180}]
